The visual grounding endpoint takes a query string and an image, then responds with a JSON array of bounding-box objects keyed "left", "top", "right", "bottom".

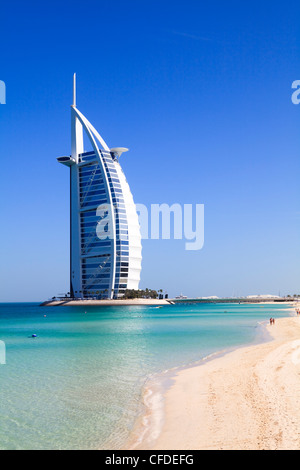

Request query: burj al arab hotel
[{"left": 58, "top": 75, "right": 142, "bottom": 299}]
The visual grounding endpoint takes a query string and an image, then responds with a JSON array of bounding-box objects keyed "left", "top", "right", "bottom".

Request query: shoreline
[
  {"left": 41, "top": 298, "right": 172, "bottom": 307},
  {"left": 40, "top": 299, "right": 295, "bottom": 307},
  {"left": 129, "top": 304, "right": 300, "bottom": 450}
]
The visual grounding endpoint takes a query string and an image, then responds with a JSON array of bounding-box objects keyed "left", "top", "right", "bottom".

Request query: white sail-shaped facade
[{"left": 58, "top": 76, "right": 142, "bottom": 299}]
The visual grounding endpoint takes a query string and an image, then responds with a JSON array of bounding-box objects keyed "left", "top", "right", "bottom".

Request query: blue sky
[{"left": 0, "top": 0, "right": 299, "bottom": 301}]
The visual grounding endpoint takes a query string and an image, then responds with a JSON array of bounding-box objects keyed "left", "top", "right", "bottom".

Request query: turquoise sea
[{"left": 0, "top": 302, "right": 293, "bottom": 450}]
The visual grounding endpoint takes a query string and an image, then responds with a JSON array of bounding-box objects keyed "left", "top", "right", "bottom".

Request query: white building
[{"left": 58, "top": 75, "right": 142, "bottom": 299}]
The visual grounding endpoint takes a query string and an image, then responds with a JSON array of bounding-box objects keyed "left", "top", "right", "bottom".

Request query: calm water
[{"left": 0, "top": 302, "right": 292, "bottom": 450}]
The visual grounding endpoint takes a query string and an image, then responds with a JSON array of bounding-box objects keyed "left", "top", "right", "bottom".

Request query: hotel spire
[{"left": 73, "top": 73, "right": 76, "bottom": 108}]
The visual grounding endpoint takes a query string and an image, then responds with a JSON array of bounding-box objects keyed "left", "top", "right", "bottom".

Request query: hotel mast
[{"left": 58, "top": 75, "right": 142, "bottom": 299}]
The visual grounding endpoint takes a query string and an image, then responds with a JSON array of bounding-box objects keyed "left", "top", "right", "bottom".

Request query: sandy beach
[{"left": 132, "top": 306, "right": 300, "bottom": 450}]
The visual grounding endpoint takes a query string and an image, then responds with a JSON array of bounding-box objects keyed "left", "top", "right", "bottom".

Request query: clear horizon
[{"left": 0, "top": 0, "right": 299, "bottom": 301}]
